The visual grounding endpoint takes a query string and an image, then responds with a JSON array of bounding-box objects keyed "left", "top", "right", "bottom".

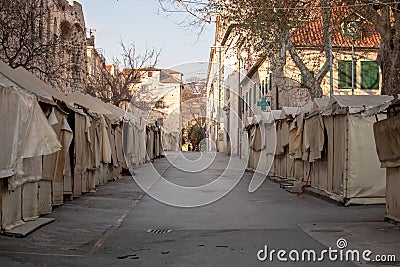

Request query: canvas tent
[
  {"left": 285, "top": 101, "right": 316, "bottom": 182},
  {"left": 305, "top": 95, "right": 392, "bottom": 205},
  {"left": 299, "top": 98, "right": 331, "bottom": 190},
  {"left": 64, "top": 92, "right": 138, "bottom": 193},
  {"left": 272, "top": 107, "right": 299, "bottom": 179},
  {"left": 0, "top": 60, "right": 179, "bottom": 232},
  {"left": 247, "top": 110, "right": 279, "bottom": 175},
  {"left": 0, "top": 61, "right": 76, "bottom": 206},
  {"left": 0, "top": 66, "right": 62, "bottom": 230},
  {"left": 366, "top": 96, "right": 400, "bottom": 221}
]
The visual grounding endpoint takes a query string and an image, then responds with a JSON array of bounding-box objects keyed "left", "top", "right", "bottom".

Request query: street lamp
[{"left": 344, "top": 16, "right": 362, "bottom": 95}]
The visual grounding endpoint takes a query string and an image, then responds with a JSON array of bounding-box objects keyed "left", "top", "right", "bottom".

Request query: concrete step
[{"left": 2, "top": 218, "right": 55, "bottom": 238}]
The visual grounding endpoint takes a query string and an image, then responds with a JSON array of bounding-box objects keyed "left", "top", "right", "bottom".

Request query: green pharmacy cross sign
[{"left": 257, "top": 97, "right": 270, "bottom": 111}]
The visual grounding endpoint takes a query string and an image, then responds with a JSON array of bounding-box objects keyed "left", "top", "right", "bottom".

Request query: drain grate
[{"left": 146, "top": 229, "right": 172, "bottom": 234}]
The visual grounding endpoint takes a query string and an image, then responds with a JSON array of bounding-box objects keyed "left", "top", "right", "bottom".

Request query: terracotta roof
[
  {"left": 163, "top": 69, "right": 182, "bottom": 75},
  {"left": 291, "top": 7, "right": 380, "bottom": 49},
  {"left": 136, "top": 67, "right": 163, "bottom": 72},
  {"left": 121, "top": 67, "right": 182, "bottom": 75}
]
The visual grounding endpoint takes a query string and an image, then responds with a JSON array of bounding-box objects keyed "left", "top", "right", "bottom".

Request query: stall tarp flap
[
  {"left": 101, "top": 116, "right": 112, "bottom": 164},
  {"left": 250, "top": 125, "right": 264, "bottom": 152},
  {"left": 289, "top": 113, "right": 304, "bottom": 159},
  {"left": 276, "top": 121, "right": 289, "bottom": 155},
  {"left": 374, "top": 115, "right": 400, "bottom": 168},
  {"left": 0, "top": 86, "right": 61, "bottom": 178},
  {"left": 326, "top": 95, "right": 394, "bottom": 115},
  {"left": 303, "top": 115, "right": 325, "bottom": 162},
  {"left": 347, "top": 115, "right": 386, "bottom": 198}
]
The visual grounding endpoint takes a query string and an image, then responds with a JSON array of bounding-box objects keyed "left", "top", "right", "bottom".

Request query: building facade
[
  {"left": 207, "top": 11, "right": 382, "bottom": 158},
  {"left": 130, "top": 68, "right": 183, "bottom": 135},
  {"left": 0, "top": 0, "right": 88, "bottom": 94},
  {"left": 52, "top": 0, "right": 88, "bottom": 94}
]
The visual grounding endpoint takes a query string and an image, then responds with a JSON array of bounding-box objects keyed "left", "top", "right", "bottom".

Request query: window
[
  {"left": 338, "top": 60, "right": 356, "bottom": 89},
  {"left": 245, "top": 92, "right": 249, "bottom": 111},
  {"left": 249, "top": 89, "right": 251, "bottom": 109},
  {"left": 262, "top": 80, "right": 265, "bottom": 95},
  {"left": 301, "top": 71, "right": 314, "bottom": 87},
  {"left": 253, "top": 83, "right": 257, "bottom": 104},
  {"left": 361, "top": 61, "right": 379, "bottom": 90}
]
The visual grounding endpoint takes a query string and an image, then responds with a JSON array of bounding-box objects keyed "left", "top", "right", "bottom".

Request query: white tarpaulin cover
[
  {"left": 325, "top": 95, "right": 394, "bottom": 115},
  {"left": 346, "top": 114, "right": 387, "bottom": 200},
  {"left": 0, "top": 61, "right": 69, "bottom": 104},
  {"left": 0, "top": 85, "right": 61, "bottom": 179},
  {"left": 314, "top": 96, "right": 388, "bottom": 204}
]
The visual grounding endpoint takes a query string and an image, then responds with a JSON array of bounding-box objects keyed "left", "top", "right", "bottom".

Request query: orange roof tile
[{"left": 291, "top": 7, "right": 380, "bottom": 49}]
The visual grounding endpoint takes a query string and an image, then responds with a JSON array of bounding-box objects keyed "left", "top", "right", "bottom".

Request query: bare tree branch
[
  {"left": 87, "top": 41, "right": 161, "bottom": 108},
  {"left": 0, "top": 0, "right": 69, "bottom": 88}
]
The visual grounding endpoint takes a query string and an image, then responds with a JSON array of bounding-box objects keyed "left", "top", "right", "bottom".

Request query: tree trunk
[
  {"left": 378, "top": 32, "right": 400, "bottom": 96},
  {"left": 270, "top": 45, "right": 287, "bottom": 109}
]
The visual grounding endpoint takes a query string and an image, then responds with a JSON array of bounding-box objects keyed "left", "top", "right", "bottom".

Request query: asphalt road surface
[{"left": 0, "top": 152, "right": 394, "bottom": 266}]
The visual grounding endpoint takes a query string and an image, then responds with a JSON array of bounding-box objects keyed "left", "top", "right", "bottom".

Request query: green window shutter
[
  {"left": 265, "top": 77, "right": 268, "bottom": 94},
  {"left": 361, "top": 61, "right": 379, "bottom": 90},
  {"left": 338, "top": 61, "right": 355, "bottom": 89}
]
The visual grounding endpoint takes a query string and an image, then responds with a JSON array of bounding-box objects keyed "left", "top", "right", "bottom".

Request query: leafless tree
[
  {"left": 184, "top": 76, "right": 206, "bottom": 95},
  {"left": 0, "top": 0, "right": 66, "bottom": 85},
  {"left": 164, "top": 0, "right": 400, "bottom": 97},
  {"left": 87, "top": 41, "right": 161, "bottom": 108},
  {"left": 159, "top": 0, "right": 335, "bottom": 99}
]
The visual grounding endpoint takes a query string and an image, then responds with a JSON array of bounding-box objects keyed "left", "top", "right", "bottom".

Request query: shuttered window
[
  {"left": 361, "top": 61, "right": 379, "bottom": 90},
  {"left": 253, "top": 83, "right": 257, "bottom": 104},
  {"left": 261, "top": 80, "right": 265, "bottom": 95},
  {"left": 246, "top": 92, "right": 249, "bottom": 111},
  {"left": 338, "top": 61, "right": 356, "bottom": 89}
]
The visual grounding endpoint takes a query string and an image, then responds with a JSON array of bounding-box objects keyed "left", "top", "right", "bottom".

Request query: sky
[{"left": 77, "top": 0, "right": 215, "bottom": 71}]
